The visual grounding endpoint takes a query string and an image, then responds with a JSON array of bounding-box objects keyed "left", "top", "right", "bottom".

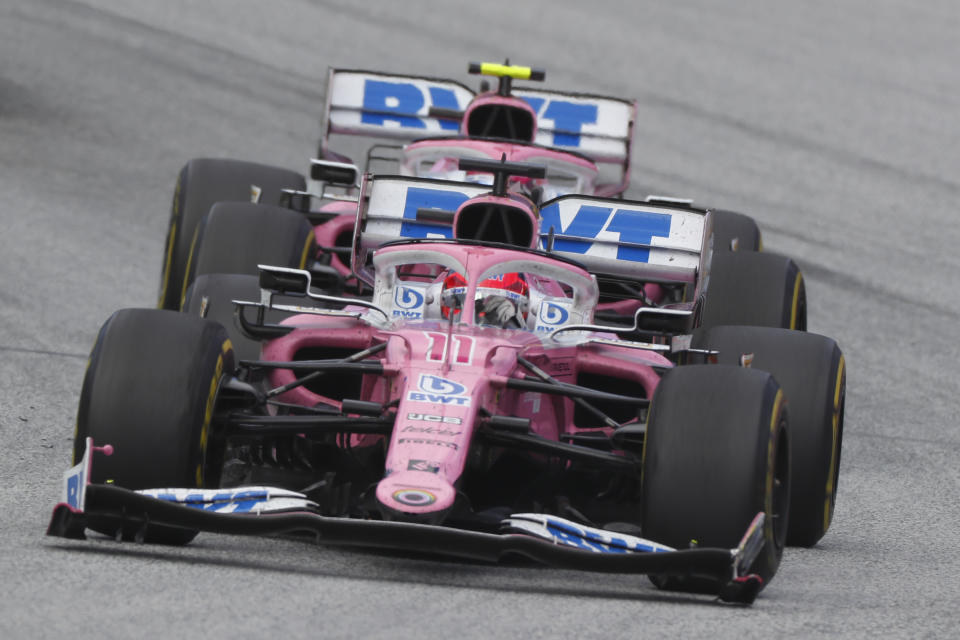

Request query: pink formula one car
[
  {"left": 51, "top": 163, "right": 845, "bottom": 605},
  {"left": 160, "top": 62, "right": 766, "bottom": 312}
]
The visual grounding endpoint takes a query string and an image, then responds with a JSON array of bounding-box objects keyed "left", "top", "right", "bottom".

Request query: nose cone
[{"left": 375, "top": 471, "right": 457, "bottom": 524}]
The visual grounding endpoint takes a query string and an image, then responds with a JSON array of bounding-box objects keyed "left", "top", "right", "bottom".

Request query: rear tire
[
  {"left": 642, "top": 365, "right": 789, "bottom": 591},
  {"left": 158, "top": 158, "right": 306, "bottom": 310},
  {"left": 701, "top": 251, "right": 806, "bottom": 330},
  {"left": 182, "top": 274, "right": 264, "bottom": 363},
  {"left": 711, "top": 209, "right": 762, "bottom": 252},
  {"left": 75, "top": 309, "right": 235, "bottom": 543},
  {"left": 180, "top": 202, "right": 316, "bottom": 308},
  {"left": 692, "top": 325, "right": 845, "bottom": 546}
]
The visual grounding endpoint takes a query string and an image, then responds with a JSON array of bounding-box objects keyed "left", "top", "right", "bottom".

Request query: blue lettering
[
  {"left": 401, "top": 187, "right": 469, "bottom": 238},
  {"left": 520, "top": 96, "right": 546, "bottom": 115},
  {"left": 539, "top": 203, "right": 610, "bottom": 254},
  {"left": 606, "top": 209, "right": 673, "bottom": 262},
  {"left": 543, "top": 101, "right": 597, "bottom": 147},
  {"left": 539, "top": 204, "right": 674, "bottom": 263},
  {"left": 362, "top": 80, "right": 425, "bottom": 129},
  {"left": 521, "top": 98, "right": 597, "bottom": 147}
]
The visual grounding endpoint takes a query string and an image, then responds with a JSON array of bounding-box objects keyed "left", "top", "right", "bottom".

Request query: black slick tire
[
  {"left": 692, "top": 325, "right": 846, "bottom": 546},
  {"left": 158, "top": 158, "right": 306, "bottom": 310},
  {"left": 711, "top": 209, "right": 762, "bottom": 252},
  {"left": 700, "top": 251, "right": 806, "bottom": 330},
  {"left": 641, "top": 365, "right": 790, "bottom": 591},
  {"left": 75, "top": 308, "right": 235, "bottom": 544},
  {"left": 180, "top": 202, "right": 316, "bottom": 308},
  {"left": 182, "top": 274, "right": 264, "bottom": 363}
]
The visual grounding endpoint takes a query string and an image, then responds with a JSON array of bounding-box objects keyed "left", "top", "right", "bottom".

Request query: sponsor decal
[
  {"left": 424, "top": 332, "right": 474, "bottom": 364},
  {"left": 539, "top": 301, "right": 570, "bottom": 326},
  {"left": 407, "top": 374, "right": 471, "bottom": 406},
  {"left": 538, "top": 203, "right": 673, "bottom": 263},
  {"left": 358, "top": 79, "right": 602, "bottom": 148},
  {"left": 394, "top": 285, "right": 425, "bottom": 318},
  {"left": 504, "top": 514, "right": 674, "bottom": 554},
  {"left": 392, "top": 488, "right": 437, "bottom": 507},
  {"left": 407, "top": 459, "right": 441, "bottom": 474},
  {"left": 398, "top": 437, "right": 459, "bottom": 450},
  {"left": 407, "top": 412, "right": 462, "bottom": 425},
  {"left": 402, "top": 425, "right": 462, "bottom": 437}
]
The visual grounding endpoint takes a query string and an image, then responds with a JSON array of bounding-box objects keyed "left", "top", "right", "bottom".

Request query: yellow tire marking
[
  {"left": 789, "top": 271, "right": 803, "bottom": 329},
  {"left": 180, "top": 225, "right": 201, "bottom": 310},
  {"left": 765, "top": 388, "right": 785, "bottom": 542},
  {"left": 299, "top": 231, "right": 315, "bottom": 269},
  {"left": 822, "top": 354, "right": 846, "bottom": 531},
  {"left": 196, "top": 349, "right": 226, "bottom": 487},
  {"left": 158, "top": 175, "right": 182, "bottom": 308}
]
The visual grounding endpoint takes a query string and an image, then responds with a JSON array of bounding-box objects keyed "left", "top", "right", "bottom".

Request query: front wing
[{"left": 47, "top": 482, "right": 765, "bottom": 604}]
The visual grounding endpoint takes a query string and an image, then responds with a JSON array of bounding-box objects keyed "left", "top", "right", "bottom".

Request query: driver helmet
[{"left": 441, "top": 272, "right": 530, "bottom": 322}]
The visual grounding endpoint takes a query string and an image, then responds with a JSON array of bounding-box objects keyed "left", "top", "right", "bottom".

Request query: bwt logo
[
  {"left": 539, "top": 301, "right": 570, "bottom": 326},
  {"left": 538, "top": 203, "right": 673, "bottom": 263},
  {"left": 419, "top": 374, "right": 466, "bottom": 396},
  {"left": 393, "top": 286, "right": 425, "bottom": 319},
  {"left": 395, "top": 286, "right": 425, "bottom": 310},
  {"left": 360, "top": 79, "right": 599, "bottom": 147},
  {"left": 407, "top": 374, "right": 471, "bottom": 406}
]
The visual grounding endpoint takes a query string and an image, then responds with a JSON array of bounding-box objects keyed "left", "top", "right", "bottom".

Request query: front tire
[
  {"left": 642, "top": 365, "right": 790, "bottom": 591},
  {"left": 75, "top": 308, "right": 235, "bottom": 543}
]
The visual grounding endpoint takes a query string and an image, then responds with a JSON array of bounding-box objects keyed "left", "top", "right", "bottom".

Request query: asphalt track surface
[{"left": 1, "top": 0, "right": 958, "bottom": 637}]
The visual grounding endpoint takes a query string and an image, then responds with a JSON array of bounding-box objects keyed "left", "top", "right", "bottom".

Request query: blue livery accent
[
  {"left": 361, "top": 81, "right": 459, "bottom": 131},
  {"left": 539, "top": 203, "right": 673, "bottom": 262},
  {"left": 357, "top": 79, "right": 599, "bottom": 145},
  {"left": 361, "top": 80, "right": 425, "bottom": 129},
  {"left": 155, "top": 489, "right": 270, "bottom": 513},
  {"left": 419, "top": 374, "right": 466, "bottom": 396},
  {"left": 520, "top": 97, "right": 598, "bottom": 147},
  {"left": 400, "top": 187, "right": 469, "bottom": 238},
  {"left": 539, "top": 302, "right": 569, "bottom": 326},
  {"left": 395, "top": 286, "right": 425, "bottom": 310},
  {"left": 65, "top": 468, "right": 83, "bottom": 509},
  {"left": 543, "top": 516, "right": 666, "bottom": 553}
]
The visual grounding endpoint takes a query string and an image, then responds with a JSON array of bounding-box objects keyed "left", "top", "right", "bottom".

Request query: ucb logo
[
  {"left": 395, "top": 286, "right": 424, "bottom": 310},
  {"left": 419, "top": 374, "right": 466, "bottom": 396},
  {"left": 539, "top": 301, "right": 570, "bottom": 326}
]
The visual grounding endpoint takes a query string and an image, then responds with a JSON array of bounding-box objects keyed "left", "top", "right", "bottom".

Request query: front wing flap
[{"left": 48, "top": 483, "right": 764, "bottom": 604}]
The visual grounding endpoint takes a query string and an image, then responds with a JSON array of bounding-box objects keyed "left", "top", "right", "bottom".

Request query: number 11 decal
[{"left": 424, "top": 332, "right": 474, "bottom": 365}]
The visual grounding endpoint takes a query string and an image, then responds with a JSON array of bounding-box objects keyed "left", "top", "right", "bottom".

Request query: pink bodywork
[{"left": 262, "top": 242, "right": 671, "bottom": 520}]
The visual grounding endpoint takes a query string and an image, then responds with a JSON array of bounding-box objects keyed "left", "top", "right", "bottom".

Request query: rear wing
[
  {"left": 350, "top": 175, "right": 710, "bottom": 291},
  {"left": 538, "top": 195, "right": 709, "bottom": 286},
  {"left": 320, "top": 68, "right": 636, "bottom": 195}
]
